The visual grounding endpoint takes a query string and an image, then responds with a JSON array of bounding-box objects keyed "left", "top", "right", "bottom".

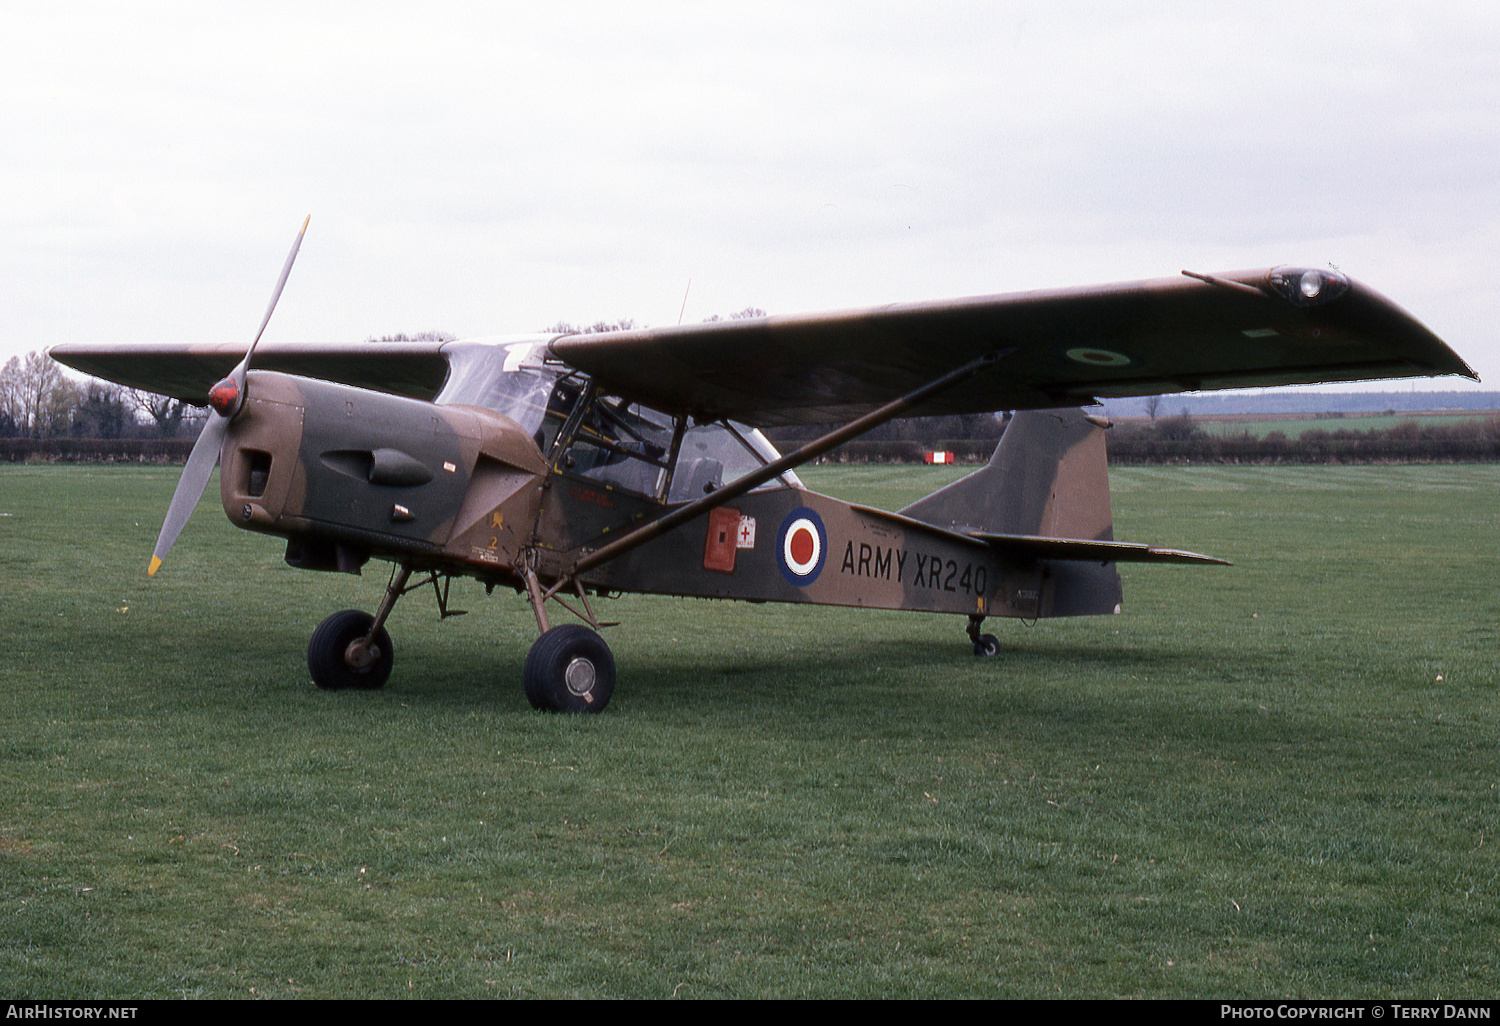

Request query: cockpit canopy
[{"left": 436, "top": 339, "right": 801, "bottom": 504}]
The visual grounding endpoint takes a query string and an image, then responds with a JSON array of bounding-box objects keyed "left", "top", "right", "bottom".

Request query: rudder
[{"left": 899, "top": 407, "right": 1114, "bottom": 542}]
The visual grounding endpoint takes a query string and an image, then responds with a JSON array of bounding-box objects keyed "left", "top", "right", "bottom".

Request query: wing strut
[{"left": 567, "top": 350, "right": 1007, "bottom": 579}]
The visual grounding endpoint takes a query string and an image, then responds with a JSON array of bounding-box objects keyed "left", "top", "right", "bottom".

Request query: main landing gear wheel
[
  {"left": 308, "top": 610, "right": 394, "bottom": 691},
  {"left": 524, "top": 624, "right": 615, "bottom": 713}
]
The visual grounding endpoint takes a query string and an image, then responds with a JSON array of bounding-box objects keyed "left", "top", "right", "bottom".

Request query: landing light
[{"left": 1268, "top": 266, "right": 1349, "bottom": 308}]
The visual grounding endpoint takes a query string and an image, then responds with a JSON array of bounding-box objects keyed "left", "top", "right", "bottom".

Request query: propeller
[{"left": 148, "top": 216, "right": 310, "bottom": 576}]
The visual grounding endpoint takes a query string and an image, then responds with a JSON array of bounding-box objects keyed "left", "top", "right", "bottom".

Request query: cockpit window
[
  {"left": 669, "top": 420, "right": 800, "bottom": 501},
  {"left": 560, "top": 394, "right": 677, "bottom": 497}
]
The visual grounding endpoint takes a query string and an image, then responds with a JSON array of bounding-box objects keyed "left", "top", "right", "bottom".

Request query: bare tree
[
  {"left": 364, "top": 331, "right": 458, "bottom": 343},
  {"left": 0, "top": 351, "right": 77, "bottom": 439},
  {"left": 540, "top": 320, "right": 636, "bottom": 335},
  {"left": 702, "top": 307, "right": 767, "bottom": 323},
  {"left": 72, "top": 382, "right": 129, "bottom": 439},
  {"left": 124, "top": 388, "right": 195, "bottom": 438}
]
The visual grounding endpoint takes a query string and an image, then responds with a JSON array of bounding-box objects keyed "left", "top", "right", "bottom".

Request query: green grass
[
  {"left": 2, "top": 463, "right": 1498, "bottom": 998},
  {"left": 1188, "top": 413, "right": 1495, "bottom": 438}
]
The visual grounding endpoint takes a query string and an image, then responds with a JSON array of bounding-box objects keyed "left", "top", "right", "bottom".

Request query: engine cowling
[{"left": 219, "top": 370, "right": 545, "bottom": 577}]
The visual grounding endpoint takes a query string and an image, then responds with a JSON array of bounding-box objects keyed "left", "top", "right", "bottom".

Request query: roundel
[
  {"left": 1065, "top": 346, "right": 1132, "bottom": 367},
  {"left": 777, "top": 508, "right": 827, "bottom": 586}
]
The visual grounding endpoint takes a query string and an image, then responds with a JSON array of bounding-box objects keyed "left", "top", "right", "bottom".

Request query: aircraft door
[{"left": 533, "top": 384, "right": 682, "bottom": 557}]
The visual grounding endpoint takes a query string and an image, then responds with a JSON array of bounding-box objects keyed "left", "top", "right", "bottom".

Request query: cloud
[{"left": 4, "top": 2, "right": 1497, "bottom": 385}]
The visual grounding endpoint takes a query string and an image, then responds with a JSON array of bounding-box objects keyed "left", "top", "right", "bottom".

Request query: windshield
[{"left": 435, "top": 338, "right": 560, "bottom": 438}]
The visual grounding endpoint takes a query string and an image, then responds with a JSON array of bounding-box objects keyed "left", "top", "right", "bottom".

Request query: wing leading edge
[
  {"left": 48, "top": 340, "right": 452, "bottom": 403},
  {"left": 550, "top": 267, "right": 1475, "bottom": 427}
]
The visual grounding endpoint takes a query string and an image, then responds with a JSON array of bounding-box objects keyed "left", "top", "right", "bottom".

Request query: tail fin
[
  {"left": 901, "top": 408, "right": 1122, "bottom": 617},
  {"left": 900, "top": 407, "right": 1114, "bottom": 541}
]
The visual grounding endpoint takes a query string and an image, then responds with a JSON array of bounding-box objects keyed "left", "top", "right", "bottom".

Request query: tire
[
  {"left": 523, "top": 624, "right": 615, "bottom": 713},
  {"left": 972, "top": 633, "right": 1001, "bottom": 658},
  {"left": 308, "top": 610, "right": 394, "bottom": 691}
]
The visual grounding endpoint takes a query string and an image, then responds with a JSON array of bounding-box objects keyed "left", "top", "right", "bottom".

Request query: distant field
[
  {"left": 2, "top": 463, "right": 1498, "bottom": 998},
  {"left": 1121, "top": 410, "right": 1500, "bottom": 439}
]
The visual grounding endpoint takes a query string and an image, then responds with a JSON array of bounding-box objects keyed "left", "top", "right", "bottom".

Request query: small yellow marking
[
  {"left": 490, "top": 512, "right": 504, "bottom": 529},
  {"left": 148, "top": 556, "right": 162, "bottom": 577}
]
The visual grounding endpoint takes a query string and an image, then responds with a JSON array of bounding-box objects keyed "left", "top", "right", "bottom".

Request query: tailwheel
[
  {"left": 308, "top": 609, "right": 394, "bottom": 691},
  {"left": 966, "top": 613, "right": 1000, "bottom": 658},
  {"left": 972, "top": 633, "right": 1001, "bottom": 658},
  {"left": 524, "top": 624, "right": 615, "bottom": 713}
]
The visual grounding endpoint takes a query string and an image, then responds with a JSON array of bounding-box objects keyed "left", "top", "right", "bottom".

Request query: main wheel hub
[
  {"left": 564, "top": 657, "right": 596, "bottom": 696},
  {"left": 344, "top": 639, "right": 380, "bottom": 670}
]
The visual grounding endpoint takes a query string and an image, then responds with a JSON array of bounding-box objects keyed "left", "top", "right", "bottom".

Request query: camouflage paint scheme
[
  {"left": 220, "top": 374, "right": 1203, "bottom": 624},
  {"left": 223, "top": 371, "right": 547, "bottom": 576},
  {"left": 49, "top": 264, "right": 1475, "bottom": 711},
  {"left": 570, "top": 408, "right": 1133, "bottom": 620}
]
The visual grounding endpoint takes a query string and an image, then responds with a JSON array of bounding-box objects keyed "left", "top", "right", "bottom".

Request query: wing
[
  {"left": 551, "top": 267, "right": 1476, "bottom": 426},
  {"left": 48, "top": 340, "right": 451, "bottom": 403}
]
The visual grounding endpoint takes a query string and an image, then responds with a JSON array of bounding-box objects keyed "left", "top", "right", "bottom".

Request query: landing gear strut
[
  {"left": 305, "top": 559, "right": 617, "bottom": 711},
  {"left": 967, "top": 614, "right": 1000, "bottom": 658},
  {"left": 306, "top": 563, "right": 417, "bottom": 691},
  {"left": 520, "top": 565, "right": 615, "bottom": 713}
]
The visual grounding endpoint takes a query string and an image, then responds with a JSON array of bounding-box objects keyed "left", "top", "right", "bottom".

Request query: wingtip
[{"left": 147, "top": 556, "right": 162, "bottom": 577}]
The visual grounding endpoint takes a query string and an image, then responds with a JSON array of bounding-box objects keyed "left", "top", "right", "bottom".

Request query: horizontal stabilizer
[{"left": 972, "top": 532, "right": 1230, "bottom": 566}]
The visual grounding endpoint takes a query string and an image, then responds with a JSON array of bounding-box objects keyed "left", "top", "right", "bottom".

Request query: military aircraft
[{"left": 50, "top": 220, "right": 1475, "bottom": 712}]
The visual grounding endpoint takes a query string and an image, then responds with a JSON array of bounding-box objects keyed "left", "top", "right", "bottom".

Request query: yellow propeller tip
[{"left": 148, "top": 556, "right": 162, "bottom": 577}]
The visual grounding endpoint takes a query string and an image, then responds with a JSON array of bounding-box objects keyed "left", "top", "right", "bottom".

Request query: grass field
[{"left": 2, "top": 463, "right": 1498, "bottom": 998}]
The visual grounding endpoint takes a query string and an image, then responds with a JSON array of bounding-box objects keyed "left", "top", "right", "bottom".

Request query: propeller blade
[
  {"left": 148, "top": 415, "right": 230, "bottom": 576},
  {"left": 147, "top": 216, "right": 310, "bottom": 576},
  {"left": 234, "top": 214, "right": 310, "bottom": 385}
]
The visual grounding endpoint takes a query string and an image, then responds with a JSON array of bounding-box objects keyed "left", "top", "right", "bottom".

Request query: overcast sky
[{"left": 5, "top": 1, "right": 1496, "bottom": 391}]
